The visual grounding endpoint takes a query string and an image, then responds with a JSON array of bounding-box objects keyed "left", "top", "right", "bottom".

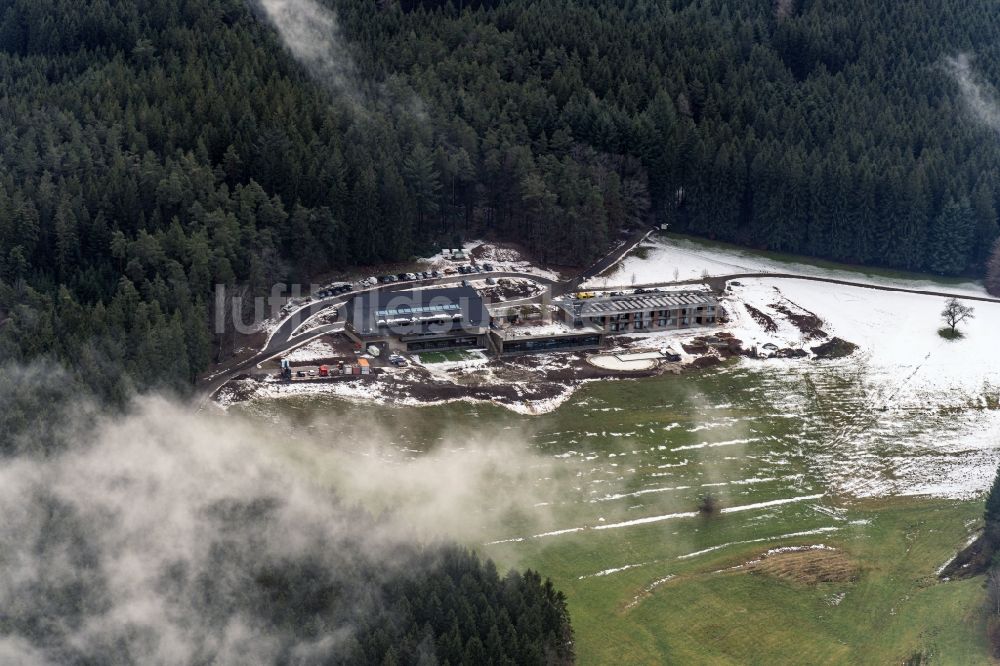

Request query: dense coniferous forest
[
  {"left": 6, "top": 527, "right": 574, "bottom": 665},
  {"left": 1, "top": 0, "right": 1000, "bottom": 395}
]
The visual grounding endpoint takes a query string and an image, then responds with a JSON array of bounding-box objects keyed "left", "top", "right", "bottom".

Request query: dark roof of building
[
  {"left": 558, "top": 290, "right": 718, "bottom": 318},
  {"left": 347, "top": 286, "right": 487, "bottom": 336}
]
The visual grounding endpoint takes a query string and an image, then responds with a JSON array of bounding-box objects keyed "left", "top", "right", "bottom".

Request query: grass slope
[
  {"left": 503, "top": 498, "right": 987, "bottom": 665},
  {"left": 417, "top": 350, "right": 481, "bottom": 363}
]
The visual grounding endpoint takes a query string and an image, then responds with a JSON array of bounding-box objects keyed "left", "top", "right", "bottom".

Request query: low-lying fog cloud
[
  {"left": 0, "top": 394, "right": 555, "bottom": 664},
  {"left": 250, "top": 0, "right": 427, "bottom": 123},
  {"left": 253, "top": 0, "right": 366, "bottom": 110},
  {"left": 945, "top": 53, "right": 1000, "bottom": 133}
]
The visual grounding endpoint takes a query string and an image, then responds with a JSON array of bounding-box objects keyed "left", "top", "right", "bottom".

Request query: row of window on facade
[
  {"left": 605, "top": 316, "right": 716, "bottom": 331},
  {"left": 599, "top": 306, "right": 715, "bottom": 322}
]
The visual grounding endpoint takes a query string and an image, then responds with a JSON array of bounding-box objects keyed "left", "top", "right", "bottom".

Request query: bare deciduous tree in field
[{"left": 941, "top": 298, "right": 975, "bottom": 337}]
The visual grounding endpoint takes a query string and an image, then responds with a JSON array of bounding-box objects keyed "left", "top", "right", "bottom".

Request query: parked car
[
  {"left": 444, "top": 268, "right": 457, "bottom": 275},
  {"left": 296, "top": 370, "right": 306, "bottom": 378},
  {"left": 482, "top": 263, "right": 494, "bottom": 271},
  {"left": 485, "top": 277, "right": 496, "bottom": 285},
  {"left": 388, "top": 354, "right": 407, "bottom": 367},
  {"left": 307, "top": 369, "right": 316, "bottom": 377},
  {"left": 405, "top": 272, "right": 417, "bottom": 280},
  {"left": 461, "top": 279, "right": 471, "bottom": 287},
  {"left": 431, "top": 270, "right": 441, "bottom": 278}
]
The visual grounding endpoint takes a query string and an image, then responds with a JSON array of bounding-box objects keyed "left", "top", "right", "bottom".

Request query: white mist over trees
[
  {"left": 0, "top": 391, "right": 574, "bottom": 665},
  {"left": 253, "top": 0, "right": 365, "bottom": 109},
  {"left": 945, "top": 53, "right": 1000, "bottom": 134}
]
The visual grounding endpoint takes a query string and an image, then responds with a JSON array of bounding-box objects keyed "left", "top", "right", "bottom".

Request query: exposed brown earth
[
  {"left": 747, "top": 549, "right": 860, "bottom": 585},
  {"left": 811, "top": 337, "right": 859, "bottom": 359},
  {"left": 745, "top": 304, "right": 778, "bottom": 333},
  {"left": 771, "top": 302, "right": 827, "bottom": 339},
  {"left": 478, "top": 278, "right": 542, "bottom": 301}
]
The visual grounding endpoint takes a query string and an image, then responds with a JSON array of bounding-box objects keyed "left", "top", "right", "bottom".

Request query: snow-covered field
[
  {"left": 706, "top": 272, "right": 1000, "bottom": 500},
  {"left": 729, "top": 277, "right": 1000, "bottom": 402},
  {"left": 584, "top": 234, "right": 990, "bottom": 297}
]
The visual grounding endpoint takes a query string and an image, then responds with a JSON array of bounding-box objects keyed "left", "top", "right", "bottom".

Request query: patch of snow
[
  {"left": 578, "top": 562, "right": 651, "bottom": 579},
  {"left": 501, "top": 321, "right": 585, "bottom": 338},
  {"left": 236, "top": 371, "right": 586, "bottom": 418},
  {"left": 282, "top": 339, "right": 339, "bottom": 363},
  {"left": 719, "top": 493, "right": 825, "bottom": 514},
  {"left": 532, "top": 526, "right": 585, "bottom": 538},
  {"left": 670, "top": 437, "right": 757, "bottom": 452},
  {"left": 938, "top": 528, "right": 985, "bottom": 575},
  {"left": 592, "top": 510, "right": 701, "bottom": 530},
  {"left": 412, "top": 350, "right": 490, "bottom": 376},
  {"left": 624, "top": 574, "right": 676, "bottom": 610},
  {"left": 677, "top": 526, "right": 841, "bottom": 560},
  {"left": 588, "top": 354, "right": 658, "bottom": 371},
  {"left": 418, "top": 240, "right": 562, "bottom": 281}
]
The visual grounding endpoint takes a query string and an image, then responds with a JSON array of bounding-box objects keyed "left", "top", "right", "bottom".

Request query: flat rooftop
[
  {"left": 347, "top": 286, "right": 487, "bottom": 336},
  {"left": 559, "top": 291, "right": 718, "bottom": 317},
  {"left": 500, "top": 320, "right": 602, "bottom": 339}
]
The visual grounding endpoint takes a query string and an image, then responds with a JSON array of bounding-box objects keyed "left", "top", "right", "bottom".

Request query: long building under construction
[{"left": 555, "top": 290, "right": 721, "bottom": 333}]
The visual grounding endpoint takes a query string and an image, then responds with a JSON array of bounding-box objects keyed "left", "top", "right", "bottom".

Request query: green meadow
[
  {"left": 236, "top": 358, "right": 994, "bottom": 664},
  {"left": 416, "top": 349, "right": 483, "bottom": 364}
]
